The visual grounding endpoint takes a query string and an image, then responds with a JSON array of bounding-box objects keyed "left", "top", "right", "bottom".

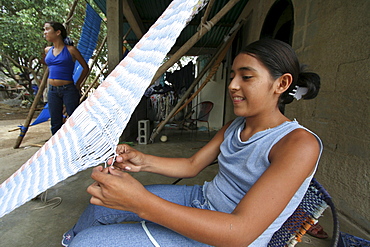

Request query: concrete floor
[{"left": 0, "top": 123, "right": 364, "bottom": 246}]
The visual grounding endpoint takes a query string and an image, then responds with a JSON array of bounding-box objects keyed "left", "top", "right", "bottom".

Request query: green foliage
[
  {"left": 1, "top": 0, "right": 70, "bottom": 61},
  {"left": 0, "top": 0, "right": 95, "bottom": 93}
]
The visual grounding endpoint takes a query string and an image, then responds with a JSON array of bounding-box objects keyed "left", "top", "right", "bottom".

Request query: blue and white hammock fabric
[{"left": 0, "top": 0, "right": 208, "bottom": 218}]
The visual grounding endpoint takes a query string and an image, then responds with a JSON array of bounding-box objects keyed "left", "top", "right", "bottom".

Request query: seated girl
[{"left": 62, "top": 38, "right": 321, "bottom": 247}]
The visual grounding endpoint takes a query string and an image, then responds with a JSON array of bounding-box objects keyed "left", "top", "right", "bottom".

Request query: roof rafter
[
  {"left": 151, "top": 0, "right": 242, "bottom": 84},
  {"left": 122, "top": 0, "right": 146, "bottom": 39}
]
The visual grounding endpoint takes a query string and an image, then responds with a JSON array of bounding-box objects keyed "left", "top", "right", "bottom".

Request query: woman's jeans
[
  {"left": 48, "top": 83, "right": 80, "bottom": 135},
  {"left": 63, "top": 184, "right": 213, "bottom": 247}
]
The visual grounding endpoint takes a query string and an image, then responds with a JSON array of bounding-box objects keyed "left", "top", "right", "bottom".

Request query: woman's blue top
[
  {"left": 45, "top": 46, "right": 75, "bottom": 82},
  {"left": 204, "top": 117, "right": 323, "bottom": 246}
]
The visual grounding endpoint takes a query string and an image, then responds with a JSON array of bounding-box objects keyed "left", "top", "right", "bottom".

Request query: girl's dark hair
[
  {"left": 241, "top": 39, "right": 320, "bottom": 113},
  {"left": 45, "top": 21, "right": 74, "bottom": 46}
]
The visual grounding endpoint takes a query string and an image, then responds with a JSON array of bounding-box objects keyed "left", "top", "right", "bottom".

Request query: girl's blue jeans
[
  {"left": 48, "top": 83, "right": 80, "bottom": 135},
  {"left": 63, "top": 184, "right": 213, "bottom": 247}
]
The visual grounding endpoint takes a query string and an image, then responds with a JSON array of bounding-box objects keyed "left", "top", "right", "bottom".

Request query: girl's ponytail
[
  {"left": 63, "top": 37, "right": 74, "bottom": 46},
  {"left": 296, "top": 71, "right": 320, "bottom": 100}
]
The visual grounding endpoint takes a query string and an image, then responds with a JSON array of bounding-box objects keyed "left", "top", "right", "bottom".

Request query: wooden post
[{"left": 14, "top": 68, "right": 49, "bottom": 149}]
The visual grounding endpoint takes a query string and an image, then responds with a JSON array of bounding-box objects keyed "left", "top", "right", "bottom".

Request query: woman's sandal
[{"left": 307, "top": 223, "right": 329, "bottom": 239}]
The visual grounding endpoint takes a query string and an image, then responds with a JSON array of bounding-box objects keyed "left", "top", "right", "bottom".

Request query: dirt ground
[
  {"left": 0, "top": 102, "right": 49, "bottom": 145},
  {"left": 0, "top": 102, "right": 34, "bottom": 120},
  {"left": 0, "top": 101, "right": 51, "bottom": 183}
]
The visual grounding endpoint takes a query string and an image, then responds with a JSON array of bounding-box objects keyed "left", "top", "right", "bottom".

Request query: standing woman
[{"left": 43, "top": 21, "right": 89, "bottom": 135}]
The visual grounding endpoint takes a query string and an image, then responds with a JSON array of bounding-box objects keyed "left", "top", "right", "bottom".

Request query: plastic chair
[
  {"left": 268, "top": 178, "right": 340, "bottom": 247},
  {"left": 182, "top": 101, "right": 214, "bottom": 137}
]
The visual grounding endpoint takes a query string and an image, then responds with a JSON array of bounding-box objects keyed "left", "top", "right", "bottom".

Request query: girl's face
[
  {"left": 229, "top": 53, "right": 279, "bottom": 118},
  {"left": 43, "top": 23, "right": 59, "bottom": 42}
]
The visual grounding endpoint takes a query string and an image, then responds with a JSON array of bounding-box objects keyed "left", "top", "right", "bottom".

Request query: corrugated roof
[{"left": 93, "top": 0, "right": 249, "bottom": 55}]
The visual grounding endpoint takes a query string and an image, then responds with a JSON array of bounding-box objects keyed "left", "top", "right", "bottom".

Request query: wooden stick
[
  {"left": 8, "top": 128, "right": 21, "bottom": 132},
  {"left": 64, "top": 0, "right": 79, "bottom": 32},
  {"left": 14, "top": 68, "right": 49, "bottom": 149},
  {"left": 79, "top": 61, "right": 108, "bottom": 102},
  {"left": 29, "top": 144, "right": 43, "bottom": 147},
  {"left": 174, "top": 39, "right": 232, "bottom": 116},
  {"left": 149, "top": 43, "right": 226, "bottom": 142}
]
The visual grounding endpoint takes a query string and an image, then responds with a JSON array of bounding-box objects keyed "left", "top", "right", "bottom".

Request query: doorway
[{"left": 260, "top": 0, "right": 294, "bottom": 45}]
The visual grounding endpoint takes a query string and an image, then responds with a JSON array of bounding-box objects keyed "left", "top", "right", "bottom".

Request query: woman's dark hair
[
  {"left": 45, "top": 21, "right": 74, "bottom": 46},
  {"left": 241, "top": 39, "right": 320, "bottom": 113}
]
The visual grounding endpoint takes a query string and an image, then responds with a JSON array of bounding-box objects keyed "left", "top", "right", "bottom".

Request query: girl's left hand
[{"left": 87, "top": 166, "right": 148, "bottom": 212}]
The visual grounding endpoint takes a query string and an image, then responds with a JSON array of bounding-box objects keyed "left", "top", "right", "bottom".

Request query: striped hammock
[{"left": 0, "top": 0, "right": 207, "bottom": 218}]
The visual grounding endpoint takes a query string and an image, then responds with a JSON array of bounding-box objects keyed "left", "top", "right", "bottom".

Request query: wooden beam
[
  {"left": 107, "top": 0, "right": 123, "bottom": 73},
  {"left": 149, "top": 22, "right": 239, "bottom": 143},
  {"left": 169, "top": 46, "right": 217, "bottom": 56},
  {"left": 201, "top": 0, "right": 216, "bottom": 25},
  {"left": 123, "top": 27, "right": 132, "bottom": 40},
  {"left": 148, "top": 2, "right": 251, "bottom": 142},
  {"left": 122, "top": 0, "right": 145, "bottom": 39},
  {"left": 150, "top": 0, "right": 242, "bottom": 85},
  {"left": 149, "top": 47, "right": 221, "bottom": 143}
]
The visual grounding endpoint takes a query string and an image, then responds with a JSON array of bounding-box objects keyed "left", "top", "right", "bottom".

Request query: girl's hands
[
  {"left": 107, "top": 144, "right": 145, "bottom": 172},
  {"left": 87, "top": 166, "right": 148, "bottom": 212}
]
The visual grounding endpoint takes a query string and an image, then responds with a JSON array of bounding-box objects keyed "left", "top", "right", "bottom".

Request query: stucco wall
[
  {"left": 288, "top": 0, "right": 370, "bottom": 232},
  {"left": 197, "top": 63, "right": 227, "bottom": 131}
]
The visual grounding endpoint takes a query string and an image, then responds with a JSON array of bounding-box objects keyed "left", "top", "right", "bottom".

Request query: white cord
[
  {"left": 104, "top": 154, "right": 117, "bottom": 168},
  {"left": 141, "top": 221, "right": 161, "bottom": 247}
]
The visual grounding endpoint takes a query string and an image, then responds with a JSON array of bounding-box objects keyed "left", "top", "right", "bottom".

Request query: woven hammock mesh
[{"left": 0, "top": 0, "right": 208, "bottom": 218}]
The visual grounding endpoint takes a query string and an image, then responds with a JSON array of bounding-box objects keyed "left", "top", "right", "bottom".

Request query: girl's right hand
[{"left": 107, "top": 144, "right": 145, "bottom": 172}]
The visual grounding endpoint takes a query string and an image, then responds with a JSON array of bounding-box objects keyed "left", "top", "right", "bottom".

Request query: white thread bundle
[{"left": 0, "top": 0, "right": 207, "bottom": 218}]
